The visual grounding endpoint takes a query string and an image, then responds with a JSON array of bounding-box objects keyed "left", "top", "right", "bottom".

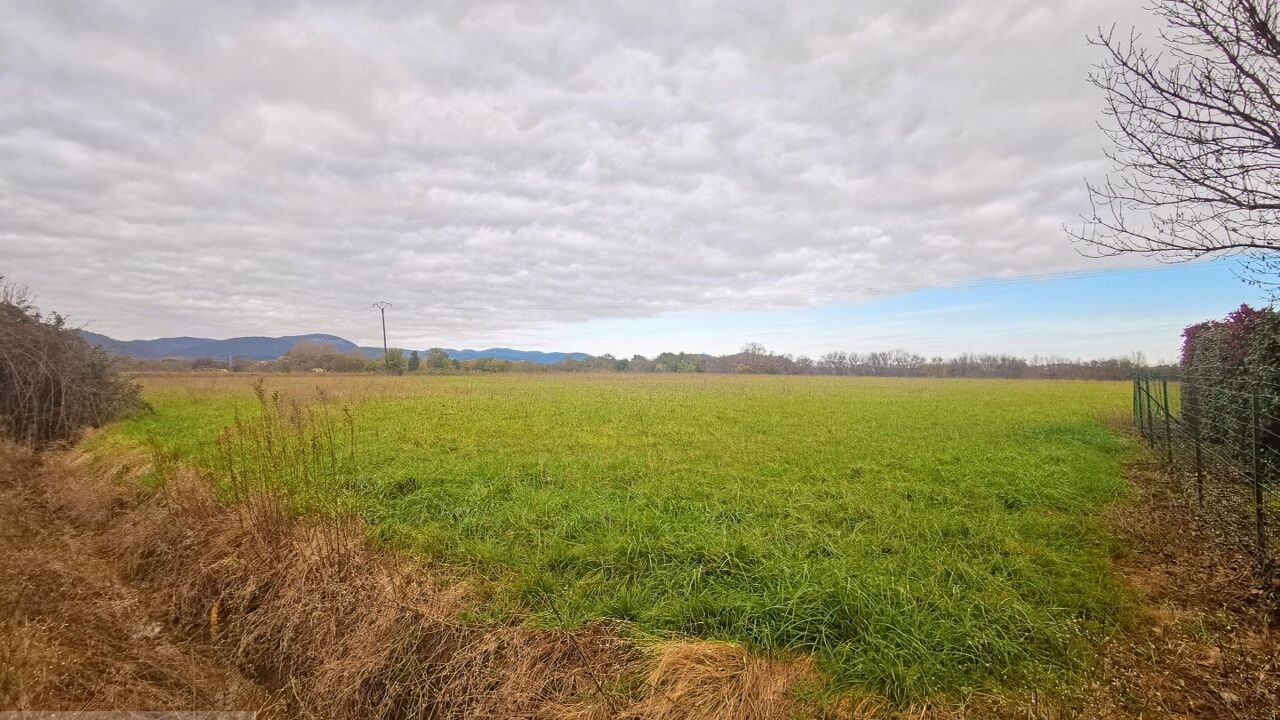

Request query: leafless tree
[{"left": 1072, "top": 0, "right": 1280, "bottom": 295}]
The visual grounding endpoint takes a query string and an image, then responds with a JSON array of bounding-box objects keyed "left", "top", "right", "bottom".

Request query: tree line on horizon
[{"left": 124, "top": 338, "right": 1172, "bottom": 381}]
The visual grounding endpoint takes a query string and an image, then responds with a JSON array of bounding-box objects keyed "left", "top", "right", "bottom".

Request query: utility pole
[{"left": 373, "top": 301, "right": 392, "bottom": 371}]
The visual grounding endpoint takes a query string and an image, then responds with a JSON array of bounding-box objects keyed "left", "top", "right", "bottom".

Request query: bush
[
  {"left": 380, "top": 349, "right": 407, "bottom": 375},
  {"left": 0, "top": 278, "right": 141, "bottom": 445},
  {"left": 1180, "top": 304, "right": 1280, "bottom": 465}
]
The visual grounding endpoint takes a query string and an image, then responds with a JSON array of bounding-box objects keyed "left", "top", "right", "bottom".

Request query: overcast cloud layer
[{"left": 1, "top": 0, "right": 1154, "bottom": 348}]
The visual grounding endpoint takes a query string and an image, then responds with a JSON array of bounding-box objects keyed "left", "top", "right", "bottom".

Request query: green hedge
[{"left": 1180, "top": 305, "right": 1280, "bottom": 469}]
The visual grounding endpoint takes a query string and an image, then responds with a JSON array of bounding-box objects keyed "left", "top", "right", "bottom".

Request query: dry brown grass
[
  {"left": 110, "top": 468, "right": 631, "bottom": 719},
  {"left": 0, "top": 441, "right": 275, "bottom": 713},
  {"left": 625, "top": 641, "right": 816, "bottom": 720}
]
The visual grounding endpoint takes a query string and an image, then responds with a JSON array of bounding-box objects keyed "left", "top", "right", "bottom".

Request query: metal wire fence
[{"left": 1133, "top": 371, "right": 1279, "bottom": 582}]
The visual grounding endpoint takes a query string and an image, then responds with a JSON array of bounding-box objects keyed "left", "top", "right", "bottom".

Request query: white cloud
[{"left": 0, "top": 0, "right": 1153, "bottom": 346}]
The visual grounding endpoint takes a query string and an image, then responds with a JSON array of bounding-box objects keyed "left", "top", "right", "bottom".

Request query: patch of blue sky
[{"left": 540, "top": 259, "right": 1268, "bottom": 362}]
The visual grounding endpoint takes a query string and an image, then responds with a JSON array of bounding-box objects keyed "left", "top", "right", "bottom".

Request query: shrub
[
  {"left": 381, "top": 349, "right": 407, "bottom": 375},
  {"left": 1180, "top": 304, "right": 1280, "bottom": 466},
  {"left": 0, "top": 278, "right": 141, "bottom": 445}
]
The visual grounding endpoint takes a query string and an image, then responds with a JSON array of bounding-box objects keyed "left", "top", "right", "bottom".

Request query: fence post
[
  {"left": 1135, "top": 377, "right": 1146, "bottom": 439},
  {"left": 1252, "top": 390, "right": 1266, "bottom": 561},
  {"left": 1145, "top": 378, "right": 1156, "bottom": 444},
  {"left": 1161, "top": 378, "right": 1173, "bottom": 465},
  {"left": 1192, "top": 412, "right": 1204, "bottom": 505},
  {"left": 1132, "top": 378, "right": 1139, "bottom": 430}
]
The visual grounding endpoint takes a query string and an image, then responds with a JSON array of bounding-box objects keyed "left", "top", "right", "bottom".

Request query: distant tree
[
  {"left": 424, "top": 348, "right": 451, "bottom": 371},
  {"left": 470, "top": 357, "right": 513, "bottom": 373},
  {"left": 736, "top": 343, "right": 767, "bottom": 373},
  {"left": 653, "top": 352, "right": 679, "bottom": 372},
  {"left": 819, "top": 351, "right": 850, "bottom": 376},
  {"left": 281, "top": 340, "right": 366, "bottom": 372},
  {"left": 383, "top": 349, "right": 407, "bottom": 375},
  {"left": 579, "top": 353, "right": 629, "bottom": 372},
  {"left": 407, "top": 349, "right": 421, "bottom": 371},
  {"left": 1073, "top": 0, "right": 1280, "bottom": 295},
  {"left": 191, "top": 357, "right": 229, "bottom": 371}
]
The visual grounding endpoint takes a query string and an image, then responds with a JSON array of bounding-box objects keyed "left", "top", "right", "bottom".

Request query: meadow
[{"left": 98, "top": 373, "right": 1134, "bottom": 702}]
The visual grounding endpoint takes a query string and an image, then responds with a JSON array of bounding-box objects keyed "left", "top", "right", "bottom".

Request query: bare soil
[{"left": 1084, "top": 455, "right": 1278, "bottom": 719}]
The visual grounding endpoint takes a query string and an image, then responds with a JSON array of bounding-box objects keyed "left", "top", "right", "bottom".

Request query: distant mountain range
[{"left": 78, "top": 330, "right": 589, "bottom": 365}]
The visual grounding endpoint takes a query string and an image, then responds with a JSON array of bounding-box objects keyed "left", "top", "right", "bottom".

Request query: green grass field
[{"left": 99, "top": 373, "right": 1134, "bottom": 702}]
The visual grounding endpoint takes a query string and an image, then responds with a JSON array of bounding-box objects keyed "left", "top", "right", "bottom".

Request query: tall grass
[
  {"left": 213, "top": 379, "right": 358, "bottom": 510},
  {"left": 103, "top": 373, "right": 1134, "bottom": 703}
]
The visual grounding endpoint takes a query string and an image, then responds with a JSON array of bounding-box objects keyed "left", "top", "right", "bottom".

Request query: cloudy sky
[{"left": 0, "top": 0, "right": 1265, "bottom": 359}]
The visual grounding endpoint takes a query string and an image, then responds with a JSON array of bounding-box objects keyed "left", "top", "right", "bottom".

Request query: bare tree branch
[{"left": 1070, "top": 1, "right": 1280, "bottom": 297}]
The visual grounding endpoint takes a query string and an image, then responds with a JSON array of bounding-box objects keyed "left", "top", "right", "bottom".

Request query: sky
[{"left": 0, "top": 0, "right": 1270, "bottom": 360}]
